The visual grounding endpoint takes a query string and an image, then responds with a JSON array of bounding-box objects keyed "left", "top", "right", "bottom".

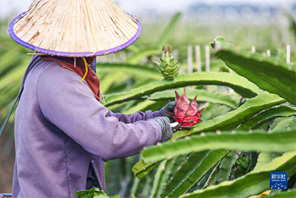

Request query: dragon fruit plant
[
  {"left": 171, "top": 90, "right": 204, "bottom": 127},
  {"left": 154, "top": 45, "right": 180, "bottom": 80}
]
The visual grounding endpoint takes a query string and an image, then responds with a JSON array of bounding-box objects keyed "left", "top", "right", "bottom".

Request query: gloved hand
[
  {"left": 154, "top": 117, "right": 173, "bottom": 142},
  {"left": 161, "top": 101, "right": 176, "bottom": 123}
]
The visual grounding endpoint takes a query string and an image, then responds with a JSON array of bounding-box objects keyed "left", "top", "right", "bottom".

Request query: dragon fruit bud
[
  {"left": 172, "top": 90, "right": 204, "bottom": 127},
  {"left": 154, "top": 46, "right": 180, "bottom": 80}
]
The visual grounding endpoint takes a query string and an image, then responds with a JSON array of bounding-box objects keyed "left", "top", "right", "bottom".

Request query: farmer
[{"left": 8, "top": 0, "right": 176, "bottom": 197}]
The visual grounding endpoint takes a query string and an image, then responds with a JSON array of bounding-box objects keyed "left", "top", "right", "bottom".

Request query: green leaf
[
  {"left": 110, "top": 195, "right": 120, "bottom": 198},
  {"left": 75, "top": 188, "right": 114, "bottom": 198},
  {"left": 104, "top": 72, "right": 261, "bottom": 107},
  {"left": 76, "top": 187, "right": 97, "bottom": 198},
  {"left": 94, "top": 195, "right": 108, "bottom": 198},
  {"left": 75, "top": 190, "right": 91, "bottom": 197},
  {"left": 180, "top": 151, "right": 296, "bottom": 198},
  {"left": 141, "top": 130, "right": 296, "bottom": 163},
  {"left": 212, "top": 36, "right": 296, "bottom": 104}
]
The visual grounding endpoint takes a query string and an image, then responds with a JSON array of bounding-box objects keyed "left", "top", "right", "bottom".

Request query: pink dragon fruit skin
[{"left": 172, "top": 90, "right": 203, "bottom": 127}]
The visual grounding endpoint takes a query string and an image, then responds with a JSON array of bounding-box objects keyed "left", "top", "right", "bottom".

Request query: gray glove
[
  {"left": 154, "top": 116, "right": 173, "bottom": 142},
  {"left": 162, "top": 101, "right": 176, "bottom": 123}
]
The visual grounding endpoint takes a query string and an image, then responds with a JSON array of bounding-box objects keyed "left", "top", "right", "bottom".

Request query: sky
[{"left": 1, "top": 0, "right": 294, "bottom": 20}]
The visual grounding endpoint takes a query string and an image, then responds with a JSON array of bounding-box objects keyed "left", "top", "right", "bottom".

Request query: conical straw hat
[{"left": 8, "top": 0, "right": 141, "bottom": 57}]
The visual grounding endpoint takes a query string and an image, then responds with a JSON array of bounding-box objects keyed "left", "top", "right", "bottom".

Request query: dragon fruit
[{"left": 172, "top": 90, "right": 203, "bottom": 127}]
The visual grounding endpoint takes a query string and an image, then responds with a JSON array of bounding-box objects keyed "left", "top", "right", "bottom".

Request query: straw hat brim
[{"left": 8, "top": 12, "right": 142, "bottom": 57}]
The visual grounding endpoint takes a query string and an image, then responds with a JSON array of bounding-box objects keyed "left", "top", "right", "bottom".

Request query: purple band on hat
[{"left": 8, "top": 12, "right": 142, "bottom": 57}]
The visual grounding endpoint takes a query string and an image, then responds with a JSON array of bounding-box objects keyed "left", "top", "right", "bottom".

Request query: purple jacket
[{"left": 12, "top": 56, "right": 162, "bottom": 197}]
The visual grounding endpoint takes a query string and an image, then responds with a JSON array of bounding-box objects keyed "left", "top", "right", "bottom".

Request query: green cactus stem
[
  {"left": 180, "top": 151, "right": 296, "bottom": 198},
  {"left": 141, "top": 130, "right": 296, "bottom": 163},
  {"left": 211, "top": 36, "right": 296, "bottom": 105},
  {"left": 162, "top": 150, "right": 228, "bottom": 198},
  {"left": 216, "top": 150, "right": 238, "bottom": 183},
  {"left": 104, "top": 72, "right": 261, "bottom": 107}
]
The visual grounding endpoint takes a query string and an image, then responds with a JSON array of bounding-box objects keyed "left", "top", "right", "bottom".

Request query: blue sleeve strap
[{"left": 0, "top": 87, "right": 23, "bottom": 136}]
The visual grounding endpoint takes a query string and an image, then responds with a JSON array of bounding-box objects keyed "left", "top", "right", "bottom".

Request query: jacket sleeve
[
  {"left": 107, "top": 110, "right": 163, "bottom": 124},
  {"left": 36, "top": 64, "right": 162, "bottom": 161}
]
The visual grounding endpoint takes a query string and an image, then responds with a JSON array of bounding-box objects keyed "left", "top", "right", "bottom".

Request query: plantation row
[{"left": 0, "top": 13, "right": 296, "bottom": 197}]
